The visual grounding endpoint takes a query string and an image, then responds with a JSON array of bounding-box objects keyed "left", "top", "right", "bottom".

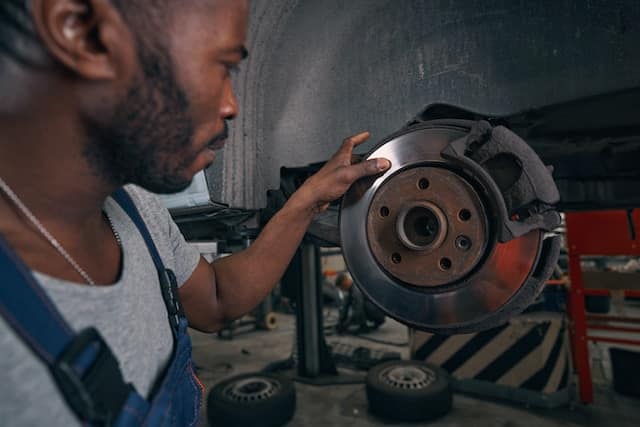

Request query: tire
[
  {"left": 207, "top": 373, "right": 296, "bottom": 427},
  {"left": 366, "top": 360, "right": 452, "bottom": 422}
]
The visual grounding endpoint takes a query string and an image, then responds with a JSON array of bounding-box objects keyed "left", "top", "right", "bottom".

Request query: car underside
[{"left": 167, "top": 0, "right": 640, "bottom": 333}]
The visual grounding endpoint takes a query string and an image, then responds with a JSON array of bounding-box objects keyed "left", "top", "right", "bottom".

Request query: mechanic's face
[{"left": 85, "top": 0, "right": 248, "bottom": 194}]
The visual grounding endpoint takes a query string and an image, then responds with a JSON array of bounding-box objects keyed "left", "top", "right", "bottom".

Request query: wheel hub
[
  {"left": 367, "top": 166, "right": 488, "bottom": 287},
  {"left": 380, "top": 366, "right": 436, "bottom": 390},
  {"left": 223, "top": 377, "right": 280, "bottom": 402}
]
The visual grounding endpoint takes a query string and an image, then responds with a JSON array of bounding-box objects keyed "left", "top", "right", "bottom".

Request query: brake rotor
[{"left": 340, "top": 120, "right": 561, "bottom": 334}]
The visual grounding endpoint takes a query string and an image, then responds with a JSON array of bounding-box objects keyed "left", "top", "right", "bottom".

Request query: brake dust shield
[{"left": 340, "top": 120, "right": 561, "bottom": 334}]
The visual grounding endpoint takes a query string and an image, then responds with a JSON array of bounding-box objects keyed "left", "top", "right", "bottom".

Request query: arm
[{"left": 178, "top": 132, "right": 390, "bottom": 332}]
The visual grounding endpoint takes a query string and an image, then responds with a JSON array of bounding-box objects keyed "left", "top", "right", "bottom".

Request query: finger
[
  {"left": 343, "top": 158, "right": 391, "bottom": 182},
  {"left": 339, "top": 131, "right": 370, "bottom": 154},
  {"left": 348, "top": 131, "right": 371, "bottom": 147}
]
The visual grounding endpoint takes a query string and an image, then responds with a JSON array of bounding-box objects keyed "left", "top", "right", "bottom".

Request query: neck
[
  {"left": 0, "top": 113, "right": 116, "bottom": 232},
  {"left": 0, "top": 72, "right": 125, "bottom": 285}
]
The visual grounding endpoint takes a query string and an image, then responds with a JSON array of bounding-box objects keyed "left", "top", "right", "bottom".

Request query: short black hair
[
  {"left": 0, "top": 0, "right": 169, "bottom": 68},
  {"left": 0, "top": 0, "right": 43, "bottom": 67}
]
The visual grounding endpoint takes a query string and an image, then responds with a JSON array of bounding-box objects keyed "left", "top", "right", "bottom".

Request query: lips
[
  {"left": 206, "top": 122, "right": 229, "bottom": 151},
  {"left": 208, "top": 139, "right": 227, "bottom": 151}
]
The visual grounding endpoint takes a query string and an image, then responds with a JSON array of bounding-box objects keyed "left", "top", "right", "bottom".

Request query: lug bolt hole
[
  {"left": 459, "top": 209, "right": 471, "bottom": 221},
  {"left": 439, "top": 257, "right": 452, "bottom": 270},
  {"left": 391, "top": 253, "right": 402, "bottom": 264},
  {"left": 380, "top": 206, "right": 390, "bottom": 217},
  {"left": 455, "top": 236, "right": 472, "bottom": 251},
  {"left": 418, "top": 178, "right": 430, "bottom": 190}
]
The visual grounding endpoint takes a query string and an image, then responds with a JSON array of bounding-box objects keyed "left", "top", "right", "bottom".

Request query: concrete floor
[{"left": 191, "top": 313, "right": 640, "bottom": 427}]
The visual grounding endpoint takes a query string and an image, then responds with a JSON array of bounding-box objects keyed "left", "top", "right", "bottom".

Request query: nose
[{"left": 220, "top": 78, "right": 239, "bottom": 120}]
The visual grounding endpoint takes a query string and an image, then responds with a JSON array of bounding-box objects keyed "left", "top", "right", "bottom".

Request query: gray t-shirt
[{"left": 0, "top": 185, "right": 201, "bottom": 426}]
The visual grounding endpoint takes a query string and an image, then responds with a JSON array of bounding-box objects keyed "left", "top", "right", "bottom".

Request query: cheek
[
  {"left": 194, "top": 88, "right": 224, "bottom": 122},
  {"left": 180, "top": 60, "right": 227, "bottom": 119},
  {"left": 185, "top": 74, "right": 227, "bottom": 134}
]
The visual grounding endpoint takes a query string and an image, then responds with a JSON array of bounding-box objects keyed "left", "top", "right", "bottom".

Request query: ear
[{"left": 29, "top": 0, "right": 133, "bottom": 80}]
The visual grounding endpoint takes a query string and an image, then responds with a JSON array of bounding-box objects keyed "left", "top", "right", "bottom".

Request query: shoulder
[
  {"left": 113, "top": 185, "right": 201, "bottom": 285},
  {"left": 115, "top": 184, "right": 174, "bottom": 244},
  {"left": 117, "top": 185, "right": 173, "bottom": 231},
  {"left": 121, "top": 184, "right": 166, "bottom": 213}
]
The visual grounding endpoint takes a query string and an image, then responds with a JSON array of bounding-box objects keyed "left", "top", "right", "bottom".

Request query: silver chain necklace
[{"left": 0, "top": 176, "right": 121, "bottom": 286}]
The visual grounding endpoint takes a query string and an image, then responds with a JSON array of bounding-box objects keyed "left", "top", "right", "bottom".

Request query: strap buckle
[
  {"left": 52, "top": 328, "right": 132, "bottom": 426},
  {"left": 159, "top": 269, "right": 183, "bottom": 332}
]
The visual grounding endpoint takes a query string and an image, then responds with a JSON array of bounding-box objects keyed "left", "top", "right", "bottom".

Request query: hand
[{"left": 294, "top": 131, "right": 391, "bottom": 214}]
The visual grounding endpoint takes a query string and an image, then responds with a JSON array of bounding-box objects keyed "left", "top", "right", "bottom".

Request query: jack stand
[
  {"left": 276, "top": 243, "right": 365, "bottom": 385},
  {"left": 295, "top": 244, "right": 338, "bottom": 378}
]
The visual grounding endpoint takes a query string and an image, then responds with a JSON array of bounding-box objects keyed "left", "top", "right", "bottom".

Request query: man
[{"left": 0, "top": 0, "right": 390, "bottom": 425}]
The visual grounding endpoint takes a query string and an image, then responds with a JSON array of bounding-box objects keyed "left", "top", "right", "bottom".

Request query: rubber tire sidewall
[
  {"left": 207, "top": 373, "right": 296, "bottom": 427},
  {"left": 366, "top": 360, "right": 452, "bottom": 422}
]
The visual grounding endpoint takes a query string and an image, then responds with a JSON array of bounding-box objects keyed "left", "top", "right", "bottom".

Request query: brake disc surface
[{"left": 340, "top": 120, "right": 561, "bottom": 334}]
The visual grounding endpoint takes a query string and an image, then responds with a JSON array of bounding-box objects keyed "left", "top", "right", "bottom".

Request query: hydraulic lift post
[{"left": 295, "top": 243, "right": 337, "bottom": 379}]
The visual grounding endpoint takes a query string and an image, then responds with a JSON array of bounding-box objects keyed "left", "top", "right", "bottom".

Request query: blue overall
[{"left": 0, "top": 188, "right": 203, "bottom": 426}]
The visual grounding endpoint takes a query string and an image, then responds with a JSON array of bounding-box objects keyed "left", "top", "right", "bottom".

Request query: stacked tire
[
  {"left": 366, "top": 360, "right": 453, "bottom": 422},
  {"left": 207, "top": 373, "right": 296, "bottom": 427}
]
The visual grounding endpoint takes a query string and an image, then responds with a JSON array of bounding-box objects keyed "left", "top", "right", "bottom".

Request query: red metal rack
[{"left": 565, "top": 210, "right": 640, "bottom": 403}]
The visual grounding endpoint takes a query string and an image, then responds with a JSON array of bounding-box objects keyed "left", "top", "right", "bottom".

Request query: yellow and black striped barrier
[{"left": 410, "top": 313, "right": 572, "bottom": 408}]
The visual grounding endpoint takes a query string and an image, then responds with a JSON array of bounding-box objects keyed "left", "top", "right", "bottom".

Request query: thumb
[{"left": 351, "top": 158, "right": 391, "bottom": 180}]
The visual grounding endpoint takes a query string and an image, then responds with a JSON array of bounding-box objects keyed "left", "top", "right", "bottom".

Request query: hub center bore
[{"left": 396, "top": 202, "right": 447, "bottom": 251}]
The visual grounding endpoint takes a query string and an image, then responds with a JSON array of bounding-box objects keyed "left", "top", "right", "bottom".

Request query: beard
[{"left": 82, "top": 42, "right": 205, "bottom": 194}]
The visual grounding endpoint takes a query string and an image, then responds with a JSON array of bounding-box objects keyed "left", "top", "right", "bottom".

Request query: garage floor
[{"left": 191, "top": 313, "right": 640, "bottom": 427}]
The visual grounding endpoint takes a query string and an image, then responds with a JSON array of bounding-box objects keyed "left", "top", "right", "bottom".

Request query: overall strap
[
  {"left": 111, "top": 187, "right": 184, "bottom": 336},
  {"left": 0, "top": 236, "right": 133, "bottom": 425},
  {"left": 0, "top": 236, "right": 74, "bottom": 364}
]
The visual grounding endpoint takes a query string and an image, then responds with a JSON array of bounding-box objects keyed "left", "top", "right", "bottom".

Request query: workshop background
[{"left": 162, "top": 0, "right": 640, "bottom": 426}]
